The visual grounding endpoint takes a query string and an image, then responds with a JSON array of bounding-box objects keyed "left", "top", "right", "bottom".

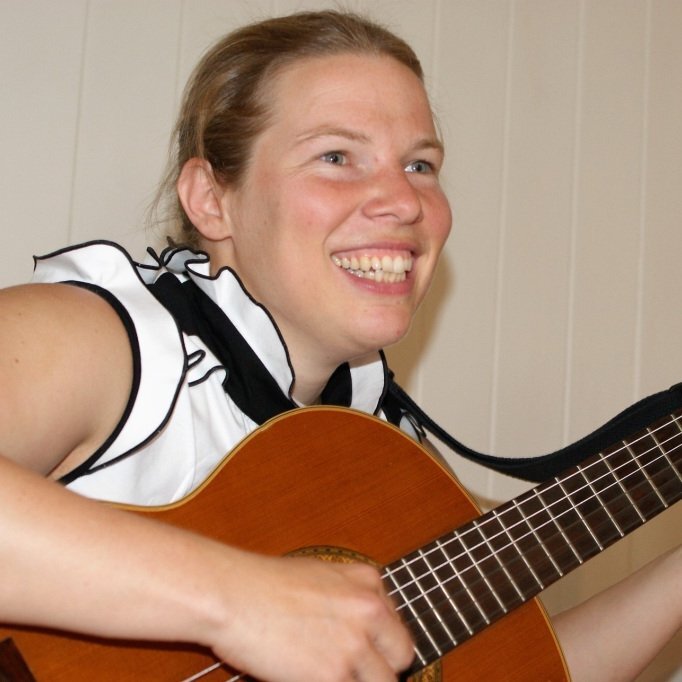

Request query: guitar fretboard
[{"left": 384, "top": 409, "right": 682, "bottom": 674}]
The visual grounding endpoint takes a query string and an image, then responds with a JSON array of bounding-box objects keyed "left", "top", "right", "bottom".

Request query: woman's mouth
[{"left": 331, "top": 252, "right": 414, "bottom": 283}]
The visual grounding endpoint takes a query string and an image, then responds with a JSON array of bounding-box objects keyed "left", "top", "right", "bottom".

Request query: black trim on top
[
  {"left": 148, "top": 273, "right": 357, "bottom": 425},
  {"left": 57, "top": 282, "right": 142, "bottom": 485},
  {"left": 34, "top": 239, "right": 160, "bottom": 278},
  {"left": 196, "top": 261, "right": 299, "bottom": 400}
]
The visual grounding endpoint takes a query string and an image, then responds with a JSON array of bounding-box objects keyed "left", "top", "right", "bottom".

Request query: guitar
[{"left": 1, "top": 406, "right": 680, "bottom": 681}]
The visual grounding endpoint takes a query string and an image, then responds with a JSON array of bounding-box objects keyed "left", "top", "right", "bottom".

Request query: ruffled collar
[{"left": 145, "top": 246, "right": 390, "bottom": 421}]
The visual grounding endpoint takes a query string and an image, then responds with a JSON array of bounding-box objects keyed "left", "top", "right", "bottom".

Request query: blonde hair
[{"left": 154, "top": 10, "right": 423, "bottom": 247}]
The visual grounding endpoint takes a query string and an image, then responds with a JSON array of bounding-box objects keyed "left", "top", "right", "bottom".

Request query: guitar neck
[{"left": 385, "top": 408, "right": 682, "bottom": 674}]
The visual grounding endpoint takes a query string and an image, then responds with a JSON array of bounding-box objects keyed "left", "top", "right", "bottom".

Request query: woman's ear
[{"left": 176, "top": 158, "right": 231, "bottom": 241}]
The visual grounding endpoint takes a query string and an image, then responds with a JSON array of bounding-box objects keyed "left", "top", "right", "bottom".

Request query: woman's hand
[{"left": 205, "top": 552, "right": 415, "bottom": 682}]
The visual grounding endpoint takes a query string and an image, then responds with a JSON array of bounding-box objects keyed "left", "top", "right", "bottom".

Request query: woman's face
[{"left": 215, "top": 53, "right": 452, "bottom": 385}]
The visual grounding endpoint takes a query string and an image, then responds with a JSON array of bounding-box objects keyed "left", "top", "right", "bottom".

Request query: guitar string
[
  {"left": 384, "top": 413, "right": 682, "bottom": 595},
  {"left": 387, "top": 433, "right": 682, "bottom": 611},
  {"left": 396, "top": 469, "right": 680, "bottom": 656},
  {"left": 179, "top": 661, "right": 225, "bottom": 681},
  {"left": 397, "top": 464, "right": 676, "bottom": 643},
  {"left": 182, "top": 415, "right": 682, "bottom": 682},
  {"left": 389, "top": 443, "right": 682, "bottom": 648}
]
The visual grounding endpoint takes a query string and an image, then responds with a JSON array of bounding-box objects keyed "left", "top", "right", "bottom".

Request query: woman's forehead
[{"left": 262, "top": 53, "right": 436, "bottom": 135}]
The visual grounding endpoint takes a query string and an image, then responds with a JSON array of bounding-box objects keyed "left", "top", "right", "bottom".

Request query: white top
[{"left": 32, "top": 241, "right": 391, "bottom": 505}]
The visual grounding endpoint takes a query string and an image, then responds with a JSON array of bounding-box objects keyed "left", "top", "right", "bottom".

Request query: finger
[
  {"left": 372, "top": 615, "right": 415, "bottom": 674},
  {"left": 350, "top": 645, "right": 399, "bottom": 682},
  {"left": 372, "top": 581, "right": 415, "bottom": 672}
]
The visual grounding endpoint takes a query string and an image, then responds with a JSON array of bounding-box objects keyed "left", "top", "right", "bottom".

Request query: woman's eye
[
  {"left": 405, "top": 160, "right": 434, "bottom": 174},
  {"left": 321, "top": 151, "right": 347, "bottom": 165}
]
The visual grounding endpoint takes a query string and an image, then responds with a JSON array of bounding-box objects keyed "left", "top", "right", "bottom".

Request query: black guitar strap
[
  {"left": 384, "top": 379, "right": 682, "bottom": 483},
  {"left": 149, "top": 265, "right": 682, "bottom": 485}
]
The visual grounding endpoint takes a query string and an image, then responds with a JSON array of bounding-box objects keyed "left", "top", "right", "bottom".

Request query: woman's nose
[{"left": 361, "top": 167, "right": 423, "bottom": 225}]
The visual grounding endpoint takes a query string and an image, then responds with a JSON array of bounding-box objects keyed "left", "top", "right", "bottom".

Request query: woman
[{"left": 0, "top": 10, "right": 679, "bottom": 682}]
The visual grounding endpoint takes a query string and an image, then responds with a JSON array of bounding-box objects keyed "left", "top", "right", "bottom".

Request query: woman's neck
[
  {"left": 289, "top": 349, "right": 381, "bottom": 406},
  {"left": 289, "top": 369, "right": 330, "bottom": 406}
]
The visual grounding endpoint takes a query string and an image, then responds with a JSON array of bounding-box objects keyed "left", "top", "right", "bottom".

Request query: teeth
[{"left": 332, "top": 253, "right": 413, "bottom": 281}]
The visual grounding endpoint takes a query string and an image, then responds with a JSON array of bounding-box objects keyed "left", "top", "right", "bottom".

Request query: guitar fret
[
  {"left": 427, "top": 539, "right": 476, "bottom": 637},
  {"left": 414, "top": 545, "right": 474, "bottom": 643},
  {"left": 471, "top": 518, "right": 526, "bottom": 605},
  {"left": 382, "top": 567, "right": 433, "bottom": 667},
  {"left": 457, "top": 526, "right": 509, "bottom": 618},
  {"left": 598, "top": 452, "right": 647, "bottom": 525},
  {"left": 396, "top": 556, "right": 446, "bottom": 658},
  {"left": 512, "top": 497, "right": 563, "bottom": 588},
  {"left": 436, "top": 537, "right": 492, "bottom": 627},
  {"left": 646, "top": 421, "right": 682, "bottom": 506},
  {"left": 481, "top": 510, "right": 541, "bottom": 599},
  {"left": 628, "top": 443, "right": 668, "bottom": 508},
  {"left": 556, "top": 479, "right": 604, "bottom": 551},
  {"left": 530, "top": 488, "right": 584, "bottom": 567},
  {"left": 647, "top": 419, "right": 682, "bottom": 478},
  {"left": 533, "top": 472, "right": 607, "bottom": 566},
  {"left": 605, "top": 433, "right": 668, "bottom": 521},
  {"left": 490, "top": 507, "right": 546, "bottom": 592},
  {"left": 517, "top": 491, "right": 574, "bottom": 572},
  {"left": 575, "top": 463, "right": 625, "bottom": 538},
  {"left": 394, "top": 548, "right": 471, "bottom": 654},
  {"left": 395, "top": 537, "right": 486, "bottom": 642},
  {"left": 415, "top": 549, "right": 462, "bottom": 646}
]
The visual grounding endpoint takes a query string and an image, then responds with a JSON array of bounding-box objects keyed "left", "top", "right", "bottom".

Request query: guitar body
[{"left": 1, "top": 408, "right": 569, "bottom": 681}]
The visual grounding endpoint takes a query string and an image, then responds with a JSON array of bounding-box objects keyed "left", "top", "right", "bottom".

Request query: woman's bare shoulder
[{"left": 0, "top": 282, "right": 133, "bottom": 475}]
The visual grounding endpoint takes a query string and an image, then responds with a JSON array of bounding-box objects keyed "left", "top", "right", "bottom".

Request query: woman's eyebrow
[
  {"left": 295, "top": 126, "right": 371, "bottom": 145},
  {"left": 414, "top": 137, "right": 445, "bottom": 156},
  {"left": 295, "top": 127, "right": 444, "bottom": 156}
]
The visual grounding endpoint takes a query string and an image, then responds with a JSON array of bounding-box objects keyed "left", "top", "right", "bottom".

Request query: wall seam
[
  {"left": 634, "top": 0, "right": 653, "bottom": 401},
  {"left": 66, "top": 0, "right": 91, "bottom": 244},
  {"left": 487, "top": 0, "right": 516, "bottom": 496},
  {"left": 562, "top": 0, "right": 586, "bottom": 446}
]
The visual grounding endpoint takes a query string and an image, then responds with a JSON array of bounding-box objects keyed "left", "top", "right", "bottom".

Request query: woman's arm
[
  {"left": 0, "top": 282, "right": 133, "bottom": 475},
  {"left": 0, "top": 283, "right": 413, "bottom": 682},
  {"left": 553, "top": 546, "right": 681, "bottom": 682}
]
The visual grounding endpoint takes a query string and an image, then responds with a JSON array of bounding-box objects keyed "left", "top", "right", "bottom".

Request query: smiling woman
[
  {"left": 175, "top": 53, "right": 450, "bottom": 401},
  {"left": 0, "top": 8, "right": 680, "bottom": 682}
]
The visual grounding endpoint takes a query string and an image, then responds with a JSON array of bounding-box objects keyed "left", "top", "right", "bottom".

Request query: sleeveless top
[{"left": 32, "top": 241, "right": 405, "bottom": 505}]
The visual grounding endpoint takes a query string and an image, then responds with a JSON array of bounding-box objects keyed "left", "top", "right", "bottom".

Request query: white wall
[{"left": 1, "top": 1, "right": 680, "bottom": 679}]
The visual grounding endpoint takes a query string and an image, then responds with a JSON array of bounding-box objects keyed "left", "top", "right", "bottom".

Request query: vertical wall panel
[
  {"left": 69, "top": 0, "right": 183, "bottom": 259},
  {"left": 567, "top": 0, "right": 647, "bottom": 440},
  {"left": 493, "top": 0, "right": 579, "bottom": 461},
  {"left": 640, "top": 0, "right": 682, "bottom": 393},
  {"left": 0, "top": 0, "right": 88, "bottom": 286}
]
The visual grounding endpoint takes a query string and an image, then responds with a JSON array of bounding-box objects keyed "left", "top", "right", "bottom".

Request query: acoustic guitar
[{"left": 1, "top": 406, "right": 681, "bottom": 681}]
